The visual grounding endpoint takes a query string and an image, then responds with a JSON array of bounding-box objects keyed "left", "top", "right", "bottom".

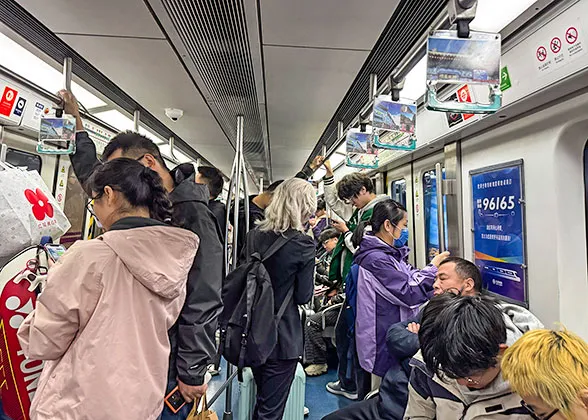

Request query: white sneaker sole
[{"left": 325, "top": 384, "right": 358, "bottom": 400}]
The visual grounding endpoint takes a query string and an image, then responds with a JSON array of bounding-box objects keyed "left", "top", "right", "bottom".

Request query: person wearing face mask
[
  {"left": 17, "top": 159, "right": 198, "bottom": 420},
  {"left": 351, "top": 199, "right": 449, "bottom": 395}
]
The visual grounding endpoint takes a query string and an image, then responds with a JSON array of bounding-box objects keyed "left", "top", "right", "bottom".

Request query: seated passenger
[
  {"left": 309, "top": 198, "right": 329, "bottom": 246},
  {"left": 502, "top": 329, "right": 588, "bottom": 420},
  {"left": 404, "top": 293, "right": 533, "bottom": 419},
  {"left": 304, "top": 228, "right": 344, "bottom": 377},
  {"left": 17, "top": 159, "right": 198, "bottom": 420},
  {"left": 321, "top": 257, "right": 543, "bottom": 420}
]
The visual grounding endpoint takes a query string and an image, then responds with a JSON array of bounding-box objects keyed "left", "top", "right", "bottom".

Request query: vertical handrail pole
[
  {"left": 133, "top": 110, "right": 140, "bottom": 132},
  {"left": 0, "top": 126, "right": 6, "bottom": 163},
  {"left": 435, "top": 163, "right": 446, "bottom": 253},
  {"left": 224, "top": 157, "right": 237, "bottom": 273},
  {"left": 224, "top": 115, "right": 244, "bottom": 420},
  {"left": 259, "top": 176, "right": 264, "bottom": 193},
  {"left": 63, "top": 57, "right": 72, "bottom": 91}
]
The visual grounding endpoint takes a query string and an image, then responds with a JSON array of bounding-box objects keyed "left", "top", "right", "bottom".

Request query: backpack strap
[
  {"left": 261, "top": 232, "right": 295, "bottom": 262},
  {"left": 275, "top": 285, "right": 294, "bottom": 323}
]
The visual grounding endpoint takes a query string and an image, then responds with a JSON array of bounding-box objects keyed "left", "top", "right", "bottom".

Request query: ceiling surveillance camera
[{"left": 165, "top": 108, "right": 184, "bottom": 122}]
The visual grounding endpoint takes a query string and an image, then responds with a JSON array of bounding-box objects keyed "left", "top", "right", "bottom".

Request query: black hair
[
  {"left": 266, "top": 180, "right": 284, "bottom": 193},
  {"left": 103, "top": 131, "right": 168, "bottom": 170},
  {"left": 352, "top": 199, "right": 407, "bottom": 248},
  {"left": 439, "top": 257, "right": 484, "bottom": 293},
  {"left": 318, "top": 227, "right": 339, "bottom": 244},
  {"left": 86, "top": 158, "right": 173, "bottom": 223},
  {"left": 316, "top": 198, "right": 326, "bottom": 212},
  {"left": 336, "top": 173, "right": 374, "bottom": 201},
  {"left": 198, "top": 166, "right": 224, "bottom": 200},
  {"left": 419, "top": 293, "right": 507, "bottom": 380}
]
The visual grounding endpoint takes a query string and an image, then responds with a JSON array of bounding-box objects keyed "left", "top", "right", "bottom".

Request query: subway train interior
[{"left": 1, "top": 0, "right": 588, "bottom": 419}]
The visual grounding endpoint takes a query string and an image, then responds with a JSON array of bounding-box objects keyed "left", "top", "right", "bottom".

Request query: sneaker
[
  {"left": 326, "top": 381, "right": 358, "bottom": 400},
  {"left": 207, "top": 364, "right": 221, "bottom": 376},
  {"left": 304, "top": 364, "right": 328, "bottom": 377},
  {"left": 304, "top": 407, "right": 309, "bottom": 416}
]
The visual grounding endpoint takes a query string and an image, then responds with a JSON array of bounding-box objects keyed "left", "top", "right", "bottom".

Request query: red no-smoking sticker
[
  {"left": 566, "top": 27, "right": 578, "bottom": 44},
  {"left": 551, "top": 37, "right": 562, "bottom": 53},
  {"left": 0, "top": 86, "right": 18, "bottom": 117}
]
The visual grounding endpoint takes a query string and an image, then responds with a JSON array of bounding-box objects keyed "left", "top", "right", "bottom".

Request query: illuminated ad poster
[
  {"left": 372, "top": 96, "right": 417, "bottom": 150},
  {"left": 346, "top": 129, "right": 378, "bottom": 169},
  {"left": 427, "top": 31, "right": 501, "bottom": 85},
  {"left": 471, "top": 161, "right": 527, "bottom": 306}
]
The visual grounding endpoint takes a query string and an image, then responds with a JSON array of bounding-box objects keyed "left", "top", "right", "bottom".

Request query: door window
[{"left": 423, "top": 169, "right": 448, "bottom": 263}]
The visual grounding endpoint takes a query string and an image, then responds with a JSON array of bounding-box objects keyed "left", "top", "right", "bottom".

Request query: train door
[
  {"left": 387, "top": 164, "right": 415, "bottom": 266},
  {"left": 412, "top": 143, "right": 463, "bottom": 269},
  {"left": 412, "top": 153, "right": 448, "bottom": 269}
]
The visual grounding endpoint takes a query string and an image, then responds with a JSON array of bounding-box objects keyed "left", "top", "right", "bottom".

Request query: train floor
[{"left": 208, "top": 359, "right": 354, "bottom": 419}]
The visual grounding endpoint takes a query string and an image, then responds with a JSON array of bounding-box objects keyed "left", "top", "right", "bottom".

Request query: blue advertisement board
[{"left": 471, "top": 161, "right": 527, "bottom": 305}]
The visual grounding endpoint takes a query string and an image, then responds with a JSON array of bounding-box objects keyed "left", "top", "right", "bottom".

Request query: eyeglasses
[
  {"left": 86, "top": 193, "right": 102, "bottom": 218},
  {"left": 521, "top": 401, "right": 559, "bottom": 420}
]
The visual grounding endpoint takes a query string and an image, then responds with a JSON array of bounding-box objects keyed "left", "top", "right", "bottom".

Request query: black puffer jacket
[{"left": 70, "top": 132, "right": 224, "bottom": 386}]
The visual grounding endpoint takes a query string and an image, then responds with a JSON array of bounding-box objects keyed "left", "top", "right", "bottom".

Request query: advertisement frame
[{"left": 469, "top": 159, "right": 529, "bottom": 308}]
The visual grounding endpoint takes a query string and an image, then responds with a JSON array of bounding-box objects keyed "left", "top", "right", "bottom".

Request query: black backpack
[{"left": 219, "top": 232, "right": 294, "bottom": 374}]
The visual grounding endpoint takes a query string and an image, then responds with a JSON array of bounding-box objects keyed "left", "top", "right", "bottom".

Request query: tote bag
[{"left": 0, "top": 163, "right": 71, "bottom": 258}]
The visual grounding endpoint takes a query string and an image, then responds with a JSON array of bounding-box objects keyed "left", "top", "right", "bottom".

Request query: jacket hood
[
  {"left": 354, "top": 234, "right": 410, "bottom": 265},
  {"left": 359, "top": 194, "right": 389, "bottom": 217},
  {"left": 170, "top": 164, "right": 210, "bottom": 205},
  {"left": 100, "top": 226, "right": 198, "bottom": 299},
  {"left": 499, "top": 302, "right": 544, "bottom": 345}
]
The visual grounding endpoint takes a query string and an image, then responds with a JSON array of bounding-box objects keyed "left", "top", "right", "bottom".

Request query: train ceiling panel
[
  {"left": 16, "top": 0, "right": 163, "bottom": 39},
  {"left": 261, "top": 0, "right": 399, "bottom": 51}
]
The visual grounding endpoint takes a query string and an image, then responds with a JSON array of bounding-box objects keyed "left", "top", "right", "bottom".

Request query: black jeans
[
  {"left": 251, "top": 359, "right": 298, "bottom": 420},
  {"left": 336, "top": 312, "right": 371, "bottom": 399},
  {"left": 322, "top": 397, "right": 382, "bottom": 420}
]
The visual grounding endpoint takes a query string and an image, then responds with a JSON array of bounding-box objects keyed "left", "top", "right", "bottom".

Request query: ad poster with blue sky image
[
  {"left": 427, "top": 30, "right": 501, "bottom": 85},
  {"left": 372, "top": 96, "right": 417, "bottom": 150},
  {"left": 346, "top": 130, "right": 378, "bottom": 169},
  {"left": 471, "top": 162, "right": 527, "bottom": 305}
]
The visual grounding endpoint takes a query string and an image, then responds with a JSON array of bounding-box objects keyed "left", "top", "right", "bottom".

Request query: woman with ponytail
[
  {"left": 352, "top": 199, "right": 449, "bottom": 383},
  {"left": 18, "top": 159, "right": 199, "bottom": 420}
]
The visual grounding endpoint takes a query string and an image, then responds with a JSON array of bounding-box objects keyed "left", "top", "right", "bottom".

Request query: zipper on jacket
[{"left": 459, "top": 392, "right": 515, "bottom": 420}]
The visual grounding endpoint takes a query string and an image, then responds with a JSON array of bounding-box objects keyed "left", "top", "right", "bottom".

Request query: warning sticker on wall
[
  {"left": 535, "top": 22, "right": 586, "bottom": 76},
  {"left": 0, "top": 86, "right": 18, "bottom": 117}
]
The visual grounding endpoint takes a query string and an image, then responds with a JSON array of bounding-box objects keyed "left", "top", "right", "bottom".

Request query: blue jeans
[{"left": 160, "top": 378, "right": 192, "bottom": 420}]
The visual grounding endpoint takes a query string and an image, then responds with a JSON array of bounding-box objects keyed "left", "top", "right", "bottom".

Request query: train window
[
  {"left": 390, "top": 179, "right": 407, "bottom": 208},
  {"left": 6, "top": 148, "right": 42, "bottom": 172},
  {"left": 423, "top": 169, "right": 448, "bottom": 263}
]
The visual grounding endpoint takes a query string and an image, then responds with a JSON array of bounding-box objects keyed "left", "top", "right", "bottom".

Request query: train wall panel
[{"left": 461, "top": 90, "right": 588, "bottom": 340}]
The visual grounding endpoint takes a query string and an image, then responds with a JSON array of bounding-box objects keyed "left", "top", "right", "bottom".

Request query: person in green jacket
[{"left": 321, "top": 159, "right": 389, "bottom": 400}]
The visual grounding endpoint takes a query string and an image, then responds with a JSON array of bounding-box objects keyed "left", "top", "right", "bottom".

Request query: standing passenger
[
  {"left": 196, "top": 165, "right": 227, "bottom": 236},
  {"left": 241, "top": 178, "right": 316, "bottom": 420},
  {"left": 58, "top": 90, "right": 223, "bottom": 418},
  {"left": 18, "top": 159, "right": 198, "bottom": 420},
  {"left": 321, "top": 159, "right": 389, "bottom": 400}
]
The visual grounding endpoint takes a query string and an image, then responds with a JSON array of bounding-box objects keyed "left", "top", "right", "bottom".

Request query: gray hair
[{"left": 257, "top": 178, "right": 317, "bottom": 233}]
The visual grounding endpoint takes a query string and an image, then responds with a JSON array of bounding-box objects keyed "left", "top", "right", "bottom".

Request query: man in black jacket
[
  {"left": 59, "top": 91, "right": 223, "bottom": 418},
  {"left": 196, "top": 165, "right": 227, "bottom": 236}
]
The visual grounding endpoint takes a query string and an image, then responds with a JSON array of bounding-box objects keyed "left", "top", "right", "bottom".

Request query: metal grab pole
[
  {"left": 63, "top": 57, "right": 72, "bottom": 91},
  {"left": 435, "top": 163, "right": 446, "bottom": 253},
  {"left": 224, "top": 156, "right": 238, "bottom": 273},
  {"left": 224, "top": 115, "right": 244, "bottom": 420},
  {"left": 133, "top": 110, "right": 140, "bottom": 132}
]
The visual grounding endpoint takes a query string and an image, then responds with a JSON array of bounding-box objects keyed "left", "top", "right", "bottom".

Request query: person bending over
[
  {"left": 18, "top": 159, "right": 198, "bottom": 420},
  {"left": 502, "top": 329, "right": 588, "bottom": 420},
  {"left": 404, "top": 293, "right": 533, "bottom": 419}
]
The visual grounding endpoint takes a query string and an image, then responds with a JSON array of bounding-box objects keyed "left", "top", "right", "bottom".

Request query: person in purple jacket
[{"left": 352, "top": 199, "right": 449, "bottom": 381}]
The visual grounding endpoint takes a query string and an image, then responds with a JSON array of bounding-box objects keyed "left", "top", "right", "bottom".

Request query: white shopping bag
[{"left": 0, "top": 163, "right": 71, "bottom": 258}]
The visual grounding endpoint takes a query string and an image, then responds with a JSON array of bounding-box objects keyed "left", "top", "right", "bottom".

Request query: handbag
[
  {"left": 0, "top": 162, "right": 71, "bottom": 258},
  {"left": 187, "top": 395, "right": 218, "bottom": 420}
]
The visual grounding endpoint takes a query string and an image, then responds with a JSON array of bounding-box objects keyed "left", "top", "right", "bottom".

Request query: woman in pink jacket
[{"left": 18, "top": 158, "right": 199, "bottom": 420}]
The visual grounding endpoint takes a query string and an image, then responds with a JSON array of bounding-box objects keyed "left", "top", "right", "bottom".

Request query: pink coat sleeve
[{"left": 17, "top": 243, "right": 104, "bottom": 361}]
